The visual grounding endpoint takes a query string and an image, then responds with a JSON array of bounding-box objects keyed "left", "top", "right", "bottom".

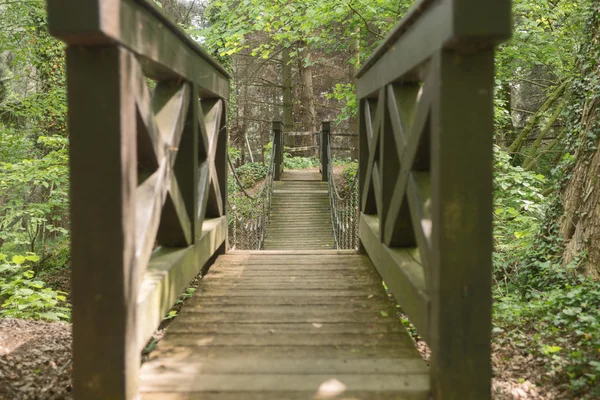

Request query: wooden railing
[
  {"left": 47, "top": 1, "right": 229, "bottom": 398},
  {"left": 356, "top": 1, "right": 511, "bottom": 399}
]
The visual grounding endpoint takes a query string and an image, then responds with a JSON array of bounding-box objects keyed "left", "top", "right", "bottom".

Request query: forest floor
[{"left": 0, "top": 318, "right": 72, "bottom": 400}]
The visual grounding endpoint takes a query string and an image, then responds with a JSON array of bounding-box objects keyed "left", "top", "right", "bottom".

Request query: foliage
[
  {"left": 0, "top": 253, "right": 70, "bottom": 322},
  {"left": 236, "top": 162, "right": 268, "bottom": 188},
  {"left": 340, "top": 161, "right": 358, "bottom": 184},
  {"left": 0, "top": 0, "right": 70, "bottom": 263},
  {"left": 283, "top": 154, "right": 319, "bottom": 169},
  {"left": 494, "top": 275, "right": 600, "bottom": 395},
  {"left": 326, "top": 83, "right": 358, "bottom": 122},
  {"left": 493, "top": 146, "right": 546, "bottom": 284},
  {"left": 0, "top": 135, "right": 69, "bottom": 253}
]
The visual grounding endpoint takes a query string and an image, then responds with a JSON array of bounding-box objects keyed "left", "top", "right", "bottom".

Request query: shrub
[{"left": 0, "top": 252, "right": 70, "bottom": 321}]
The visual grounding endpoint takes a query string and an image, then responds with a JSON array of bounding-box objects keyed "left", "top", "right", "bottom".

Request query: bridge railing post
[
  {"left": 273, "top": 121, "right": 283, "bottom": 180},
  {"left": 321, "top": 121, "right": 330, "bottom": 181},
  {"left": 355, "top": 0, "right": 511, "bottom": 399},
  {"left": 48, "top": 1, "right": 230, "bottom": 398}
]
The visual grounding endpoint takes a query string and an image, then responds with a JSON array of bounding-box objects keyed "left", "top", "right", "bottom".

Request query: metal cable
[
  {"left": 326, "top": 143, "right": 359, "bottom": 250},
  {"left": 227, "top": 135, "right": 277, "bottom": 250}
]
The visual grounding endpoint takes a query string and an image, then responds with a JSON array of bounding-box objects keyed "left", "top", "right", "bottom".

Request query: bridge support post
[
  {"left": 66, "top": 45, "right": 140, "bottom": 400},
  {"left": 321, "top": 121, "right": 330, "bottom": 181},
  {"left": 273, "top": 121, "right": 283, "bottom": 180},
  {"left": 429, "top": 49, "right": 495, "bottom": 400}
]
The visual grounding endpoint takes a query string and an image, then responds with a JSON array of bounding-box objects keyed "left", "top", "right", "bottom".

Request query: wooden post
[
  {"left": 321, "top": 121, "right": 330, "bottom": 181},
  {"left": 429, "top": 49, "right": 495, "bottom": 400},
  {"left": 273, "top": 121, "right": 283, "bottom": 181},
  {"left": 66, "top": 46, "right": 139, "bottom": 400}
]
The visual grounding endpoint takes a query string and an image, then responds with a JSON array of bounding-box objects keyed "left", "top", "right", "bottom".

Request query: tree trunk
[
  {"left": 560, "top": 6, "right": 600, "bottom": 277},
  {"left": 349, "top": 28, "right": 360, "bottom": 160},
  {"left": 282, "top": 47, "right": 294, "bottom": 147},
  {"left": 522, "top": 97, "right": 568, "bottom": 168},
  {"left": 508, "top": 81, "right": 567, "bottom": 156},
  {"left": 298, "top": 41, "right": 317, "bottom": 157}
]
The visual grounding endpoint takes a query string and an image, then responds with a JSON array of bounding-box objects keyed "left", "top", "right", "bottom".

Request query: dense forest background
[{"left": 1, "top": 0, "right": 600, "bottom": 398}]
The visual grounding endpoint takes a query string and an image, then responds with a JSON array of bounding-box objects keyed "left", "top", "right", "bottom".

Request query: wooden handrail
[
  {"left": 356, "top": 0, "right": 511, "bottom": 399},
  {"left": 47, "top": 1, "right": 229, "bottom": 398}
]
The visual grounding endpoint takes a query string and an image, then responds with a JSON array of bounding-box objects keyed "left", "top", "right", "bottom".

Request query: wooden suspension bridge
[{"left": 46, "top": 0, "right": 511, "bottom": 398}]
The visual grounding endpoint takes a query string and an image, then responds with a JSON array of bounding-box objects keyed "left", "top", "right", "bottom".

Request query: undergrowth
[{"left": 492, "top": 146, "right": 600, "bottom": 397}]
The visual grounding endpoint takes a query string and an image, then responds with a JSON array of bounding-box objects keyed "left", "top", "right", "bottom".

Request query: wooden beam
[
  {"left": 429, "top": 49, "right": 494, "bottom": 400},
  {"left": 67, "top": 45, "right": 139, "bottom": 400},
  {"left": 359, "top": 214, "right": 430, "bottom": 342},
  {"left": 356, "top": 0, "right": 511, "bottom": 99},
  {"left": 137, "top": 216, "right": 228, "bottom": 351},
  {"left": 47, "top": 0, "right": 229, "bottom": 98}
]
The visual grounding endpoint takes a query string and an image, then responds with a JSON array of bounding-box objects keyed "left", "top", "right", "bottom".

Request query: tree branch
[{"left": 346, "top": 4, "right": 384, "bottom": 40}]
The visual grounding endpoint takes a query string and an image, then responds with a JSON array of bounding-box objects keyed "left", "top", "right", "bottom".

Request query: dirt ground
[{"left": 0, "top": 319, "right": 72, "bottom": 400}]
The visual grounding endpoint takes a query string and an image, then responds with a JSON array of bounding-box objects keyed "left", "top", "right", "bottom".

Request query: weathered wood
[
  {"left": 66, "top": 45, "right": 139, "bottom": 400},
  {"left": 140, "top": 251, "right": 428, "bottom": 398},
  {"left": 428, "top": 49, "right": 495, "bottom": 400},
  {"left": 286, "top": 145, "right": 318, "bottom": 152},
  {"left": 47, "top": 0, "right": 230, "bottom": 98},
  {"left": 265, "top": 173, "right": 334, "bottom": 250},
  {"left": 142, "top": 392, "right": 429, "bottom": 400},
  {"left": 359, "top": 214, "right": 430, "bottom": 342},
  {"left": 356, "top": 0, "right": 510, "bottom": 98},
  {"left": 137, "top": 216, "right": 228, "bottom": 351},
  {"left": 202, "top": 99, "right": 226, "bottom": 218}
]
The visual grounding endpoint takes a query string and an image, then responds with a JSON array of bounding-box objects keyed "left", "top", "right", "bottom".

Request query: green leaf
[{"left": 12, "top": 255, "right": 26, "bottom": 265}]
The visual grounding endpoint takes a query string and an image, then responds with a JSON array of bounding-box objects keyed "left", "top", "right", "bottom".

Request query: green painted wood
[
  {"left": 428, "top": 49, "right": 495, "bottom": 400},
  {"left": 140, "top": 252, "right": 429, "bottom": 398}
]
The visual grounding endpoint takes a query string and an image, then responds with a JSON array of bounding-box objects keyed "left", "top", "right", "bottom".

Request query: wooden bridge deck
[
  {"left": 140, "top": 250, "right": 429, "bottom": 399},
  {"left": 264, "top": 170, "right": 335, "bottom": 250}
]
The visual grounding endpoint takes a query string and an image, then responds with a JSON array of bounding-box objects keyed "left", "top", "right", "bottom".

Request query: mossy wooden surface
[{"left": 140, "top": 251, "right": 429, "bottom": 399}]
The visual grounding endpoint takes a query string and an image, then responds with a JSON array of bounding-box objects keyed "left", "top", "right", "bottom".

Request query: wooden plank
[
  {"left": 166, "top": 321, "right": 401, "bottom": 334},
  {"left": 140, "top": 248, "right": 426, "bottom": 398},
  {"left": 195, "top": 289, "right": 381, "bottom": 297},
  {"left": 174, "top": 84, "right": 199, "bottom": 242},
  {"left": 142, "top": 357, "right": 427, "bottom": 375},
  {"left": 428, "top": 49, "right": 494, "bottom": 400},
  {"left": 145, "top": 344, "right": 419, "bottom": 360},
  {"left": 159, "top": 333, "right": 411, "bottom": 347},
  {"left": 227, "top": 249, "right": 358, "bottom": 256},
  {"left": 285, "top": 131, "right": 316, "bottom": 136},
  {"left": 137, "top": 216, "right": 227, "bottom": 351},
  {"left": 140, "top": 373, "right": 429, "bottom": 393},
  {"left": 356, "top": 1, "right": 452, "bottom": 98},
  {"left": 66, "top": 45, "right": 139, "bottom": 400},
  {"left": 142, "top": 392, "right": 429, "bottom": 400},
  {"left": 286, "top": 145, "right": 318, "bottom": 152},
  {"left": 356, "top": 0, "right": 510, "bottom": 98},
  {"left": 47, "top": 0, "right": 230, "bottom": 98},
  {"left": 359, "top": 214, "right": 430, "bottom": 342}
]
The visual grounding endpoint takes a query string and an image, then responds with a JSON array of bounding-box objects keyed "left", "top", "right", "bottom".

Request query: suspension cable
[
  {"left": 326, "top": 141, "right": 359, "bottom": 250},
  {"left": 228, "top": 135, "right": 277, "bottom": 250}
]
